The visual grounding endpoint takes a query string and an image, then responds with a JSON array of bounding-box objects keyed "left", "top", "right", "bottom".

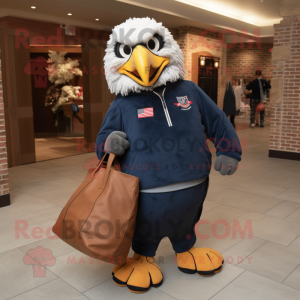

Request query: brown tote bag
[{"left": 52, "top": 153, "right": 139, "bottom": 265}]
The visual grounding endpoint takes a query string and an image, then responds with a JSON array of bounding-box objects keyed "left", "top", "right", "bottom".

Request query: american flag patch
[{"left": 137, "top": 107, "right": 154, "bottom": 118}]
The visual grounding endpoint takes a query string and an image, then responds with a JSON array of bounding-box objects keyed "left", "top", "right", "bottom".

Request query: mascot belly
[{"left": 96, "top": 17, "right": 242, "bottom": 293}]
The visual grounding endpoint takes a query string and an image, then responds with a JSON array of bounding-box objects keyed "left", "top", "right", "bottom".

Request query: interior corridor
[{"left": 1, "top": 118, "right": 300, "bottom": 300}]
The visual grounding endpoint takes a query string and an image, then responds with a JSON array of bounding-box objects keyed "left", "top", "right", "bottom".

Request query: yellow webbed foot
[
  {"left": 112, "top": 253, "right": 163, "bottom": 293},
  {"left": 177, "top": 247, "right": 224, "bottom": 276}
]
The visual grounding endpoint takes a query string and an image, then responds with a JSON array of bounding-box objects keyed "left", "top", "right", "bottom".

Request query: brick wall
[
  {"left": 269, "top": 16, "right": 300, "bottom": 154},
  {"left": 0, "top": 56, "right": 9, "bottom": 196},
  {"left": 172, "top": 26, "right": 273, "bottom": 110},
  {"left": 172, "top": 27, "right": 226, "bottom": 109},
  {"left": 227, "top": 43, "right": 273, "bottom": 81}
]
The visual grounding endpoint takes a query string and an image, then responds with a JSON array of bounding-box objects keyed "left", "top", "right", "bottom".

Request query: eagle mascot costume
[{"left": 96, "top": 17, "right": 242, "bottom": 294}]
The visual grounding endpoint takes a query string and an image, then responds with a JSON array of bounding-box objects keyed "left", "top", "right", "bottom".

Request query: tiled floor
[
  {"left": 35, "top": 136, "right": 87, "bottom": 162},
  {"left": 2, "top": 117, "right": 300, "bottom": 299}
]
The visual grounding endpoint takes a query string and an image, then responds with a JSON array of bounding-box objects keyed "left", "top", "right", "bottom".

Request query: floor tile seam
[
  {"left": 207, "top": 269, "right": 246, "bottom": 300},
  {"left": 270, "top": 187, "right": 288, "bottom": 201},
  {"left": 263, "top": 200, "right": 288, "bottom": 215},
  {"left": 218, "top": 234, "right": 250, "bottom": 255},
  {"left": 284, "top": 208, "right": 300, "bottom": 220},
  {"left": 36, "top": 265, "right": 84, "bottom": 294},
  {"left": 42, "top": 198, "right": 69, "bottom": 209},
  {"left": 208, "top": 209, "right": 251, "bottom": 230},
  {"left": 5, "top": 277, "right": 58, "bottom": 300},
  {"left": 0, "top": 244, "right": 50, "bottom": 256},
  {"left": 282, "top": 219, "right": 300, "bottom": 234},
  {"left": 286, "top": 237, "right": 300, "bottom": 248},
  {"left": 207, "top": 197, "right": 285, "bottom": 214},
  {"left": 222, "top": 237, "right": 268, "bottom": 260},
  {"left": 240, "top": 166, "right": 300, "bottom": 178},
  {"left": 82, "top": 277, "right": 119, "bottom": 296},
  {"left": 231, "top": 186, "right": 288, "bottom": 198},
  {"left": 156, "top": 287, "right": 179, "bottom": 300},
  {"left": 236, "top": 269, "right": 300, "bottom": 294},
  {"left": 18, "top": 246, "right": 75, "bottom": 265},
  {"left": 281, "top": 263, "right": 300, "bottom": 283},
  {"left": 235, "top": 240, "right": 300, "bottom": 283},
  {"left": 35, "top": 152, "right": 94, "bottom": 164}
]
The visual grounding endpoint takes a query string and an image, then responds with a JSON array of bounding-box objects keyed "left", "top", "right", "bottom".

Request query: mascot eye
[
  {"left": 147, "top": 35, "right": 164, "bottom": 52},
  {"left": 147, "top": 37, "right": 160, "bottom": 52},
  {"left": 115, "top": 43, "right": 132, "bottom": 58}
]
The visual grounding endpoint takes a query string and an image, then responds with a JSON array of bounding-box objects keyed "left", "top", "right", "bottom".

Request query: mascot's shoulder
[
  {"left": 181, "top": 79, "right": 196, "bottom": 86},
  {"left": 114, "top": 92, "right": 140, "bottom": 101},
  {"left": 112, "top": 92, "right": 141, "bottom": 106},
  {"left": 176, "top": 79, "right": 198, "bottom": 91}
]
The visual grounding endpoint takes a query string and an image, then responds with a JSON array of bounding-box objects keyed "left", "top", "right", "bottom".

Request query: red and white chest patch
[{"left": 174, "top": 96, "right": 192, "bottom": 110}]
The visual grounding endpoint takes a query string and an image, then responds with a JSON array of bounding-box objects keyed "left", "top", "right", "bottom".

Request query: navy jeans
[{"left": 132, "top": 178, "right": 209, "bottom": 256}]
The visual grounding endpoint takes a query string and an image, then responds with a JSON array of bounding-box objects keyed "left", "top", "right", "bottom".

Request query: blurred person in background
[
  {"left": 223, "top": 80, "right": 237, "bottom": 128},
  {"left": 246, "top": 70, "right": 271, "bottom": 128},
  {"left": 233, "top": 79, "right": 242, "bottom": 116}
]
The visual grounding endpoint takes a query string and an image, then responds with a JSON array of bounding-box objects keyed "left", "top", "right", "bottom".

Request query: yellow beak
[{"left": 118, "top": 45, "right": 170, "bottom": 86}]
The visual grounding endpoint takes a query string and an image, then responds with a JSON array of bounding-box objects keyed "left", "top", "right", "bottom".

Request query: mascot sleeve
[
  {"left": 95, "top": 100, "right": 123, "bottom": 159},
  {"left": 193, "top": 83, "right": 242, "bottom": 161}
]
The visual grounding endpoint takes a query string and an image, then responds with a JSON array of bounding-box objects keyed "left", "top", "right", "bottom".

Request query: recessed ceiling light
[
  {"left": 95, "top": 18, "right": 99, "bottom": 21},
  {"left": 31, "top": 6, "right": 36, "bottom": 9},
  {"left": 68, "top": 13, "right": 72, "bottom": 16}
]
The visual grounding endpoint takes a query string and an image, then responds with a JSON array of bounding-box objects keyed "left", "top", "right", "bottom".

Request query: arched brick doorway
[
  {"left": 191, "top": 51, "right": 219, "bottom": 104},
  {"left": 191, "top": 51, "right": 214, "bottom": 84}
]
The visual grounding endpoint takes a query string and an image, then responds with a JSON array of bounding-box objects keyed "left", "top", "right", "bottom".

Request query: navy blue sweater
[{"left": 96, "top": 80, "right": 242, "bottom": 190}]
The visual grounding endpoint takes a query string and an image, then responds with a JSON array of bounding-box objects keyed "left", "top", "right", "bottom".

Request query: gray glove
[
  {"left": 214, "top": 155, "right": 239, "bottom": 176},
  {"left": 104, "top": 131, "right": 130, "bottom": 156}
]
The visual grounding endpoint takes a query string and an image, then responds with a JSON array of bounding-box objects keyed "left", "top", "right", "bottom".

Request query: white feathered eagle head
[{"left": 104, "top": 17, "right": 186, "bottom": 96}]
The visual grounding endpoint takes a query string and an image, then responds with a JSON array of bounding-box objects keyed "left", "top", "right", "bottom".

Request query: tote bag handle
[{"left": 99, "top": 153, "right": 120, "bottom": 189}]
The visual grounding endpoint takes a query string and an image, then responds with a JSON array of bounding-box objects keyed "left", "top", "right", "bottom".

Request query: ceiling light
[
  {"left": 68, "top": 13, "right": 72, "bottom": 16},
  {"left": 175, "top": 0, "right": 280, "bottom": 26},
  {"left": 95, "top": 18, "right": 99, "bottom": 21},
  {"left": 31, "top": 6, "right": 36, "bottom": 9}
]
